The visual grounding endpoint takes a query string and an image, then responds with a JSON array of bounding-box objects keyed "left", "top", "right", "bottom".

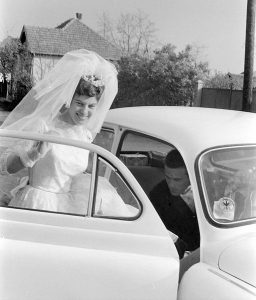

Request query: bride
[{"left": 0, "top": 49, "right": 126, "bottom": 215}]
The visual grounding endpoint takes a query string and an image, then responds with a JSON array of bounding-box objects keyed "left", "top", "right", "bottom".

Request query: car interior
[{"left": 119, "top": 150, "right": 166, "bottom": 196}]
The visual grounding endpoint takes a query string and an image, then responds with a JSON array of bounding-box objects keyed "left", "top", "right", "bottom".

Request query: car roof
[{"left": 105, "top": 106, "right": 256, "bottom": 154}]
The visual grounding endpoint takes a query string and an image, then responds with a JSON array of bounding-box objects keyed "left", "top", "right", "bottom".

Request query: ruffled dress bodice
[{"left": 30, "top": 118, "right": 90, "bottom": 193}]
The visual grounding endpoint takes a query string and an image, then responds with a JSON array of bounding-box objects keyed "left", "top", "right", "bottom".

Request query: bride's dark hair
[{"left": 74, "top": 77, "right": 104, "bottom": 100}]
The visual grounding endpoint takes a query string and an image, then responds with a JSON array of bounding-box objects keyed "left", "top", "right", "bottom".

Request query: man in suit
[{"left": 149, "top": 149, "right": 200, "bottom": 258}]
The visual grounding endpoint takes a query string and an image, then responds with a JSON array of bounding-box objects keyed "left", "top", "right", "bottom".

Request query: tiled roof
[{"left": 20, "top": 18, "right": 121, "bottom": 60}]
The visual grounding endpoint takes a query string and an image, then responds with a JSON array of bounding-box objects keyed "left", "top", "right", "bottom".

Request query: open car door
[{"left": 0, "top": 130, "right": 179, "bottom": 300}]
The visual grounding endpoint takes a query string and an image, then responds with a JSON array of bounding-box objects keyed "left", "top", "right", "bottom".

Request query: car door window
[
  {"left": 0, "top": 137, "right": 91, "bottom": 216},
  {"left": 92, "top": 156, "right": 141, "bottom": 219},
  {"left": 118, "top": 131, "right": 173, "bottom": 195},
  {"left": 0, "top": 135, "right": 142, "bottom": 220}
]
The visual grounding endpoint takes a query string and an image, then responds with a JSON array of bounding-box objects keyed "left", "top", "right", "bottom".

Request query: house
[{"left": 20, "top": 13, "right": 121, "bottom": 83}]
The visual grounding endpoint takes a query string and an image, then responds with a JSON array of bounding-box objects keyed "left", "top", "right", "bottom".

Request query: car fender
[{"left": 178, "top": 263, "right": 256, "bottom": 300}]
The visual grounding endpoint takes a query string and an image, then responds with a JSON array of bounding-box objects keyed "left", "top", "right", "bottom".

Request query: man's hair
[{"left": 165, "top": 149, "right": 186, "bottom": 169}]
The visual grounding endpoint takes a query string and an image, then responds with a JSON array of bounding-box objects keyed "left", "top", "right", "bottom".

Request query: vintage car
[{"left": 0, "top": 106, "right": 255, "bottom": 299}]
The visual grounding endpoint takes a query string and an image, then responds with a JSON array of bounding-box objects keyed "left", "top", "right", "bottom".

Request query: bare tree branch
[{"left": 97, "top": 10, "right": 157, "bottom": 57}]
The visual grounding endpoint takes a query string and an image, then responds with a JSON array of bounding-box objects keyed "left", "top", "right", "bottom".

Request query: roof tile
[{"left": 21, "top": 18, "right": 121, "bottom": 60}]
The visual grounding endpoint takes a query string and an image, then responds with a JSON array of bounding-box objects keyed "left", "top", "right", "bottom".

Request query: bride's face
[{"left": 66, "top": 94, "right": 98, "bottom": 125}]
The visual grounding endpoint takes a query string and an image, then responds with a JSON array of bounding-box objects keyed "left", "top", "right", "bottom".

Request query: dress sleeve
[{"left": 0, "top": 119, "right": 48, "bottom": 175}]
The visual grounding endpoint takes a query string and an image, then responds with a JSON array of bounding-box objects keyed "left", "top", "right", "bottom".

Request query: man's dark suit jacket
[{"left": 149, "top": 180, "right": 200, "bottom": 253}]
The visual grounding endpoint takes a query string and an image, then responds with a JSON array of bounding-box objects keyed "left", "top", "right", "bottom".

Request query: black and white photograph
[{"left": 0, "top": 1, "right": 255, "bottom": 299}]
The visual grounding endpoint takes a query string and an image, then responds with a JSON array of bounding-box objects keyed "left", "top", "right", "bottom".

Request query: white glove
[{"left": 19, "top": 141, "right": 49, "bottom": 168}]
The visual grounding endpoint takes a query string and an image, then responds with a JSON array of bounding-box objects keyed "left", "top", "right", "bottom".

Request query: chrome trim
[{"left": 87, "top": 152, "right": 98, "bottom": 217}]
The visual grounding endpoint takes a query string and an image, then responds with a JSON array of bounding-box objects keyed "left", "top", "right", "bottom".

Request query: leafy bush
[
  {"left": 0, "top": 38, "right": 32, "bottom": 108},
  {"left": 113, "top": 44, "right": 209, "bottom": 108}
]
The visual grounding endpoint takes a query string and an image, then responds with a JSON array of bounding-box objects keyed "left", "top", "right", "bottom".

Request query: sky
[{"left": 0, "top": 0, "right": 247, "bottom": 74}]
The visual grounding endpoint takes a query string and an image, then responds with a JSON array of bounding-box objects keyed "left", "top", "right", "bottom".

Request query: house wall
[{"left": 32, "top": 55, "right": 61, "bottom": 83}]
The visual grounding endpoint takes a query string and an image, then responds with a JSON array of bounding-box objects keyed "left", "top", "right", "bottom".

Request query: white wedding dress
[
  {"left": 0, "top": 116, "right": 137, "bottom": 217},
  {"left": 2, "top": 116, "right": 91, "bottom": 214}
]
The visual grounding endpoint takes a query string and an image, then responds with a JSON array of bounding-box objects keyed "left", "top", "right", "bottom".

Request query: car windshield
[{"left": 199, "top": 146, "right": 256, "bottom": 224}]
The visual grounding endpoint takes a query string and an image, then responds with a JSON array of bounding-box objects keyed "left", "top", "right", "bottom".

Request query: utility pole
[{"left": 243, "top": 0, "right": 256, "bottom": 112}]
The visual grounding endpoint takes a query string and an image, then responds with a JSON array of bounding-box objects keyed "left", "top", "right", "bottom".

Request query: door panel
[
  {"left": 0, "top": 133, "right": 179, "bottom": 299},
  {"left": 1, "top": 236, "right": 178, "bottom": 300}
]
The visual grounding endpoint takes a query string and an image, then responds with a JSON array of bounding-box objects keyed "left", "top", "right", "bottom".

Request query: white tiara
[{"left": 82, "top": 75, "right": 104, "bottom": 87}]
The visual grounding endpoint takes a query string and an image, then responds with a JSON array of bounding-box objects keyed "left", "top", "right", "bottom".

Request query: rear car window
[{"left": 199, "top": 146, "right": 256, "bottom": 224}]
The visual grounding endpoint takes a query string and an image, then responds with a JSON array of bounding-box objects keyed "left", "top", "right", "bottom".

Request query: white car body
[{"left": 0, "top": 106, "right": 255, "bottom": 299}]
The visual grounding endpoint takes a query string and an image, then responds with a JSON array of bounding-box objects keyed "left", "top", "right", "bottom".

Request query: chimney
[{"left": 76, "top": 13, "right": 82, "bottom": 20}]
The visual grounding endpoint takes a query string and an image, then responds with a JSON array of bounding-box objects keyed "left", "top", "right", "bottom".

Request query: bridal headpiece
[
  {"left": 1, "top": 49, "right": 118, "bottom": 135},
  {"left": 82, "top": 75, "right": 104, "bottom": 87}
]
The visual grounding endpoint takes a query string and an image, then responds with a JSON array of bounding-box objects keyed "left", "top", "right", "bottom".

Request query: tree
[
  {"left": 114, "top": 44, "right": 210, "bottom": 107},
  {"left": 0, "top": 37, "right": 32, "bottom": 107},
  {"left": 114, "top": 54, "right": 151, "bottom": 107},
  {"left": 98, "top": 10, "right": 156, "bottom": 57}
]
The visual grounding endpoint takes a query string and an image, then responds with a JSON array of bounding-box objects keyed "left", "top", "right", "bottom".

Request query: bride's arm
[
  {"left": 0, "top": 120, "right": 49, "bottom": 175},
  {"left": 0, "top": 141, "right": 46, "bottom": 175}
]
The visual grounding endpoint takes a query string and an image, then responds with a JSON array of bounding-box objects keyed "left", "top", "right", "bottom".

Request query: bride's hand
[
  {"left": 19, "top": 140, "right": 50, "bottom": 168},
  {"left": 27, "top": 141, "right": 49, "bottom": 162}
]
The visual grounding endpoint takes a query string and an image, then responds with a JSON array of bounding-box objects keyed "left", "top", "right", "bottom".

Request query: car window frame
[
  {"left": 116, "top": 129, "right": 174, "bottom": 159},
  {"left": 90, "top": 153, "right": 143, "bottom": 221}
]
